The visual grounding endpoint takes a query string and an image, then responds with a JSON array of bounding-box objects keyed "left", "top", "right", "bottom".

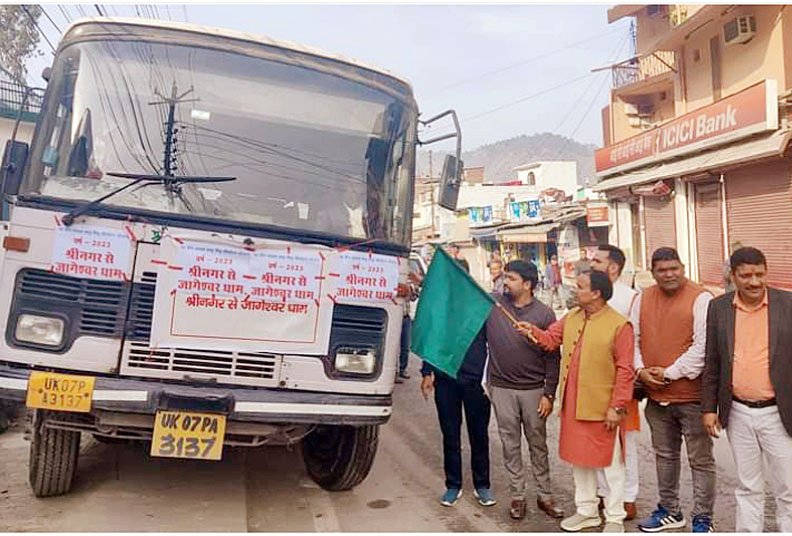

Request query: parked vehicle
[{"left": 0, "top": 17, "right": 461, "bottom": 496}]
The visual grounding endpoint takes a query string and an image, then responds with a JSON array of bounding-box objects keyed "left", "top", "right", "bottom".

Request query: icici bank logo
[{"left": 659, "top": 104, "right": 739, "bottom": 151}]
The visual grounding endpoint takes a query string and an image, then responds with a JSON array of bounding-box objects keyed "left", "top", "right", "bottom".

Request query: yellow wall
[
  {"left": 607, "top": 5, "right": 789, "bottom": 146},
  {"left": 681, "top": 26, "right": 716, "bottom": 112},
  {"left": 634, "top": 5, "right": 706, "bottom": 54},
  {"left": 636, "top": 8, "right": 673, "bottom": 55},
  {"left": 720, "top": 6, "right": 786, "bottom": 95}
]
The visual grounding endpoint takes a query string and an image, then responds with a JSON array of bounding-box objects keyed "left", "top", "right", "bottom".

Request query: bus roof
[{"left": 63, "top": 17, "right": 413, "bottom": 91}]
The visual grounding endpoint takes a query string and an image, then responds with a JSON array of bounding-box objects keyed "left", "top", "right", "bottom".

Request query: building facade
[
  {"left": 595, "top": 5, "right": 792, "bottom": 291},
  {"left": 412, "top": 163, "right": 606, "bottom": 291},
  {"left": 514, "top": 160, "right": 578, "bottom": 196},
  {"left": 0, "top": 69, "right": 40, "bottom": 146}
]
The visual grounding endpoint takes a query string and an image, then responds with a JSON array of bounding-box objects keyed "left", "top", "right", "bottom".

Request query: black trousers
[
  {"left": 434, "top": 377, "right": 491, "bottom": 489},
  {"left": 399, "top": 315, "right": 411, "bottom": 373}
]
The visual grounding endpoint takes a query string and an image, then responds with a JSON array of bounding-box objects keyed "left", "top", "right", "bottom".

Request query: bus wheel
[
  {"left": 29, "top": 410, "right": 81, "bottom": 497},
  {"left": 302, "top": 424, "right": 378, "bottom": 491}
]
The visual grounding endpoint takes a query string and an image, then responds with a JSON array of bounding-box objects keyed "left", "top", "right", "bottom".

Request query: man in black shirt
[{"left": 486, "top": 260, "right": 563, "bottom": 521}]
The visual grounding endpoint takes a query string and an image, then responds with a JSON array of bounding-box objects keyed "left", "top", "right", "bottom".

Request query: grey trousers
[
  {"left": 489, "top": 385, "right": 553, "bottom": 500},
  {"left": 644, "top": 400, "right": 716, "bottom": 517}
]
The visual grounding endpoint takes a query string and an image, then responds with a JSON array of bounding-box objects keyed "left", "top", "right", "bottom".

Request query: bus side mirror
[
  {"left": 1, "top": 140, "right": 29, "bottom": 197},
  {"left": 438, "top": 154, "right": 462, "bottom": 211}
]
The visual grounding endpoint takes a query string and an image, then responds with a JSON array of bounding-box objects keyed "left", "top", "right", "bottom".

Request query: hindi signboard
[
  {"left": 150, "top": 238, "right": 332, "bottom": 353},
  {"left": 51, "top": 225, "right": 133, "bottom": 281},
  {"left": 149, "top": 236, "right": 403, "bottom": 353},
  {"left": 595, "top": 79, "right": 778, "bottom": 175}
]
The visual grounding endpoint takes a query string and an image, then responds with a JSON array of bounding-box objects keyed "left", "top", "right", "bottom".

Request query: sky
[{"left": 24, "top": 3, "right": 633, "bottom": 153}]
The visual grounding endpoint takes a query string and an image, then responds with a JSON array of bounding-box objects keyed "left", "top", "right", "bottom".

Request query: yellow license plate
[
  {"left": 150, "top": 410, "right": 227, "bottom": 461},
  {"left": 26, "top": 371, "right": 95, "bottom": 412}
]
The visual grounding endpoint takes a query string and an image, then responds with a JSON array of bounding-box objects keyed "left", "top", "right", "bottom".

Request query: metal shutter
[
  {"left": 694, "top": 183, "right": 725, "bottom": 286},
  {"left": 643, "top": 195, "right": 677, "bottom": 263},
  {"left": 726, "top": 158, "right": 792, "bottom": 289}
]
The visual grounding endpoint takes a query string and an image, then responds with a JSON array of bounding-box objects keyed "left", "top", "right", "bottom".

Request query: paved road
[{"left": 0, "top": 358, "right": 776, "bottom": 531}]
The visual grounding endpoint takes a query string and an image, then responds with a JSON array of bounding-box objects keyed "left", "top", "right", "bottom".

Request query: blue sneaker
[
  {"left": 440, "top": 488, "right": 462, "bottom": 507},
  {"left": 473, "top": 487, "right": 497, "bottom": 507},
  {"left": 692, "top": 514, "right": 714, "bottom": 533},
  {"left": 638, "top": 505, "right": 686, "bottom": 532}
]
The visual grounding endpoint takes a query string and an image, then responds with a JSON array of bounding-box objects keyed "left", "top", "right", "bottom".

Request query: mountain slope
[{"left": 417, "top": 132, "right": 597, "bottom": 186}]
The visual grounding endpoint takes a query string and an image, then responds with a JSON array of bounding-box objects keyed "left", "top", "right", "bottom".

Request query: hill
[{"left": 417, "top": 132, "right": 598, "bottom": 186}]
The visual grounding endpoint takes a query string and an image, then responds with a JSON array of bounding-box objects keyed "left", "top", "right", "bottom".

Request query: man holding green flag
[
  {"left": 411, "top": 247, "right": 494, "bottom": 378},
  {"left": 412, "top": 250, "right": 562, "bottom": 521},
  {"left": 413, "top": 246, "right": 495, "bottom": 508}
]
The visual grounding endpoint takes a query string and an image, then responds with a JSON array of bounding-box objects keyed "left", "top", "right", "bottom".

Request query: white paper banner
[
  {"left": 150, "top": 238, "right": 333, "bottom": 353},
  {"left": 50, "top": 225, "right": 133, "bottom": 281},
  {"left": 331, "top": 250, "right": 400, "bottom": 304}
]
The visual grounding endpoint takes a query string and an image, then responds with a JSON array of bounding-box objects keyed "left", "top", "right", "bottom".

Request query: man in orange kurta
[{"left": 521, "top": 271, "right": 635, "bottom": 533}]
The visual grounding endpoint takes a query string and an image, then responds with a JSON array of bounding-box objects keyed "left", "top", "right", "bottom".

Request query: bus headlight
[
  {"left": 334, "top": 348, "right": 376, "bottom": 375},
  {"left": 15, "top": 314, "right": 65, "bottom": 347}
]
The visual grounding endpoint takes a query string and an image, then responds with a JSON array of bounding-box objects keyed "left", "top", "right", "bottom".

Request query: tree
[{"left": 0, "top": 5, "right": 43, "bottom": 84}]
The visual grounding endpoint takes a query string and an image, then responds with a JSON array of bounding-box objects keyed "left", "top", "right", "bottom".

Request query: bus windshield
[{"left": 23, "top": 35, "right": 416, "bottom": 246}]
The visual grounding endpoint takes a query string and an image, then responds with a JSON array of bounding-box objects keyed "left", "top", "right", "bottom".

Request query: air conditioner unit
[
  {"left": 639, "top": 117, "right": 656, "bottom": 129},
  {"left": 724, "top": 15, "right": 756, "bottom": 46},
  {"left": 624, "top": 103, "right": 639, "bottom": 116},
  {"left": 628, "top": 116, "right": 642, "bottom": 127}
]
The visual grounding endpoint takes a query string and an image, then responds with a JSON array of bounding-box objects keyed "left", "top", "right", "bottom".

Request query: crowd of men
[{"left": 408, "top": 243, "right": 791, "bottom": 533}]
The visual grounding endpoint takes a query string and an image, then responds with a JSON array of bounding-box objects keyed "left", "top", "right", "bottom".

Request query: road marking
[{"left": 300, "top": 478, "right": 341, "bottom": 532}]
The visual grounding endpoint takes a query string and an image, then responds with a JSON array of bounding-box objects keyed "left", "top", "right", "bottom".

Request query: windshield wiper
[{"left": 61, "top": 172, "right": 236, "bottom": 226}]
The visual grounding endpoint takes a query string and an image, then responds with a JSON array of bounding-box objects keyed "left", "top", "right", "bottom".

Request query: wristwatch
[
  {"left": 612, "top": 406, "right": 627, "bottom": 415},
  {"left": 544, "top": 393, "right": 555, "bottom": 402}
]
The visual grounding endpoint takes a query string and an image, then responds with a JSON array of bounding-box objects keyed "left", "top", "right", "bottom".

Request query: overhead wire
[
  {"left": 40, "top": 6, "right": 63, "bottom": 34},
  {"left": 57, "top": 5, "right": 73, "bottom": 25},
  {"left": 183, "top": 127, "right": 364, "bottom": 183},
  {"left": 21, "top": 5, "right": 57, "bottom": 54},
  {"left": 187, "top": 124, "right": 367, "bottom": 181},
  {"left": 529, "top": 28, "right": 632, "bottom": 157},
  {"left": 464, "top": 72, "right": 594, "bottom": 123},
  {"left": 551, "top": 30, "right": 632, "bottom": 160},
  {"left": 439, "top": 28, "right": 626, "bottom": 92}
]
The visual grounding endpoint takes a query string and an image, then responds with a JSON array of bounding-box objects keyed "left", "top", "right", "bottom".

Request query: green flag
[{"left": 411, "top": 247, "right": 495, "bottom": 378}]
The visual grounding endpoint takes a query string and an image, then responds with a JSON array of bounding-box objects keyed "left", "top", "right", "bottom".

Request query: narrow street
[{"left": 0, "top": 355, "right": 768, "bottom": 532}]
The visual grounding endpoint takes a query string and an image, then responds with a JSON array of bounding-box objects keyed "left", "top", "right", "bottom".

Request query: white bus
[{"left": 0, "top": 18, "right": 461, "bottom": 496}]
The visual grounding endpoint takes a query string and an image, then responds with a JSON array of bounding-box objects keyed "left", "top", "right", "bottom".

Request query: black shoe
[{"left": 398, "top": 371, "right": 410, "bottom": 379}]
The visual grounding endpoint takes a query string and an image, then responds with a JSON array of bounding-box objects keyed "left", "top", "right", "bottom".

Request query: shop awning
[
  {"left": 594, "top": 129, "right": 792, "bottom": 193},
  {"left": 469, "top": 223, "right": 508, "bottom": 240},
  {"left": 497, "top": 222, "right": 559, "bottom": 243}
]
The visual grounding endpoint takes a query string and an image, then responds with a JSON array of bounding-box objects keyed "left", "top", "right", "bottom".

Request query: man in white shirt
[
  {"left": 590, "top": 245, "right": 641, "bottom": 521},
  {"left": 634, "top": 247, "right": 715, "bottom": 534}
]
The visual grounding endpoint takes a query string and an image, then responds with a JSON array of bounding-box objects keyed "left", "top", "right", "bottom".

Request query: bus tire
[
  {"left": 29, "top": 411, "right": 81, "bottom": 497},
  {"left": 302, "top": 424, "right": 378, "bottom": 491}
]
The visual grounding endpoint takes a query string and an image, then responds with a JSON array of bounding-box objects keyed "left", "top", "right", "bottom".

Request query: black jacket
[
  {"left": 701, "top": 288, "right": 792, "bottom": 435},
  {"left": 421, "top": 329, "right": 487, "bottom": 385}
]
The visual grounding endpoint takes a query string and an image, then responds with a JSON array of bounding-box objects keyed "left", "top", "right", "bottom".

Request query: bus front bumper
[{"left": 0, "top": 363, "right": 392, "bottom": 426}]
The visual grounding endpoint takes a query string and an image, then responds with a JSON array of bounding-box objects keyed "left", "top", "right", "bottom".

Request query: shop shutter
[
  {"left": 694, "top": 183, "right": 725, "bottom": 287},
  {"left": 726, "top": 159, "right": 792, "bottom": 289},
  {"left": 643, "top": 195, "right": 677, "bottom": 264}
]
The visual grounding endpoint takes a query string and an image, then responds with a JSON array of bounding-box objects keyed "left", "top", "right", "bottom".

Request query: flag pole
[
  {"left": 494, "top": 301, "right": 539, "bottom": 344},
  {"left": 428, "top": 245, "right": 540, "bottom": 344}
]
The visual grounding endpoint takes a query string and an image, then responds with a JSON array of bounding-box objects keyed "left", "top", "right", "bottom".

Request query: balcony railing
[
  {"left": 0, "top": 80, "right": 44, "bottom": 122},
  {"left": 611, "top": 50, "right": 677, "bottom": 91}
]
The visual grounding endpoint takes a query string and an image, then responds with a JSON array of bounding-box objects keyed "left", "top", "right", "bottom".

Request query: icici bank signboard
[{"left": 596, "top": 79, "right": 778, "bottom": 175}]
